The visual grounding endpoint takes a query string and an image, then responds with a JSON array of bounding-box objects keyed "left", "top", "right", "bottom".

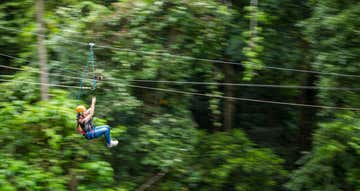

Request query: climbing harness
[{"left": 76, "top": 113, "right": 95, "bottom": 137}]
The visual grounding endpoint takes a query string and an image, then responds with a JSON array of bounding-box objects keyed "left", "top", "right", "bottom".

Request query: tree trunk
[
  {"left": 223, "top": 63, "right": 236, "bottom": 131},
  {"left": 36, "top": 0, "right": 49, "bottom": 100},
  {"left": 297, "top": 39, "right": 318, "bottom": 152},
  {"left": 298, "top": 73, "right": 318, "bottom": 151}
]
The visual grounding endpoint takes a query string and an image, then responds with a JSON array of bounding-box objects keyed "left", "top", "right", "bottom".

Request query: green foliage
[
  {"left": 0, "top": 0, "right": 35, "bottom": 64},
  {"left": 136, "top": 115, "right": 198, "bottom": 170},
  {"left": 302, "top": 0, "right": 360, "bottom": 109},
  {"left": 100, "top": 0, "right": 232, "bottom": 130},
  {"left": 193, "top": 130, "right": 287, "bottom": 191},
  {"left": 0, "top": 73, "right": 121, "bottom": 190},
  {"left": 107, "top": 114, "right": 198, "bottom": 190},
  {"left": 2, "top": 0, "right": 360, "bottom": 190},
  {"left": 241, "top": 5, "right": 268, "bottom": 81},
  {"left": 286, "top": 112, "right": 360, "bottom": 191},
  {"left": 0, "top": 155, "right": 66, "bottom": 191}
]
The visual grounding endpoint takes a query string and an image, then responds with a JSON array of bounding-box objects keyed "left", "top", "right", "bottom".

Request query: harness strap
[{"left": 76, "top": 114, "right": 96, "bottom": 138}]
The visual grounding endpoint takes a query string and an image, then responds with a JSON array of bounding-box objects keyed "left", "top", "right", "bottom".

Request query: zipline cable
[
  {"left": 0, "top": 64, "right": 88, "bottom": 81},
  {"left": 1, "top": 25, "right": 360, "bottom": 78},
  {"left": 0, "top": 78, "right": 90, "bottom": 89},
  {"left": 128, "top": 79, "right": 360, "bottom": 90},
  {"left": 1, "top": 65, "right": 360, "bottom": 111},
  {"left": 2, "top": 62, "right": 360, "bottom": 91},
  {"left": 124, "top": 84, "right": 360, "bottom": 111},
  {"left": 0, "top": 53, "right": 80, "bottom": 76},
  {"left": 1, "top": 53, "right": 360, "bottom": 91}
]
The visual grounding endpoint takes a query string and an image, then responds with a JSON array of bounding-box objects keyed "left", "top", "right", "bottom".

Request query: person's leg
[{"left": 85, "top": 125, "right": 111, "bottom": 145}]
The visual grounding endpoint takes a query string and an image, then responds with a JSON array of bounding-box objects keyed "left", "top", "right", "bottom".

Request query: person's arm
[
  {"left": 82, "top": 97, "right": 96, "bottom": 123},
  {"left": 85, "top": 108, "right": 91, "bottom": 115}
]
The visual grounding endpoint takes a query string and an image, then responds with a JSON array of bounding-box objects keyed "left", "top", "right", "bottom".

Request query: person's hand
[{"left": 92, "top": 96, "right": 96, "bottom": 101}]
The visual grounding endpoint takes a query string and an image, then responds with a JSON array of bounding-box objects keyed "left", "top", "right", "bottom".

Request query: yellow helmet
[{"left": 76, "top": 105, "right": 86, "bottom": 113}]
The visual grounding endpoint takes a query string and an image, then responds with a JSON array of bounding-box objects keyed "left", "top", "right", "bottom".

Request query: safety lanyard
[{"left": 77, "top": 43, "right": 97, "bottom": 100}]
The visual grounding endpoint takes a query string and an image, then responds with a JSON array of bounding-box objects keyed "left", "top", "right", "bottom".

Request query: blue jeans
[{"left": 85, "top": 125, "right": 111, "bottom": 145}]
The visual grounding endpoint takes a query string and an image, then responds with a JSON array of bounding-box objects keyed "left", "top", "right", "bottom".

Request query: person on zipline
[{"left": 76, "top": 96, "right": 118, "bottom": 148}]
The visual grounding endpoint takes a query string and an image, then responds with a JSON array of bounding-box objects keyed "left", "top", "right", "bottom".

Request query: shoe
[{"left": 107, "top": 139, "right": 118, "bottom": 148}]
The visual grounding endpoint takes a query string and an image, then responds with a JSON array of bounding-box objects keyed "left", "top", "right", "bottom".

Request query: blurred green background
[{"left": 0, "top": 0, "right": 360, "bottom": 190}]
